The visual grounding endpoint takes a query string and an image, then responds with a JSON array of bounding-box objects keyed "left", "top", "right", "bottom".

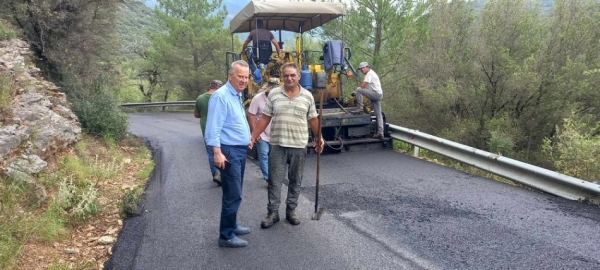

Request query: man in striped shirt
[{"left": 249, "top": 62, "right": 324, "bottom": 229}]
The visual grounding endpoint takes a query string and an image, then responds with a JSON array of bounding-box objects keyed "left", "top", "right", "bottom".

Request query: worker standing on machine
[
  {"left": 241, "top": 19, "right": 282, "bottom": 59},
  {"left": 353, "top": 62, "right": 384, "bottom": 139}
]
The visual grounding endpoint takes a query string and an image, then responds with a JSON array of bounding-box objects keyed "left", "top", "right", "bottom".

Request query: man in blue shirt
[{"left": 205, "top": 60, "right": 252, "bottom": 248}]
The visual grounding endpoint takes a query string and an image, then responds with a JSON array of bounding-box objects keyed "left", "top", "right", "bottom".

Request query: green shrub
[
  {"left": 0, "top": 20, "right": 16, "bottom": 41},
  {"left": 120, "top": 185, "right": 145, "bottom": 218},
  {"left": 74, "top": 88, "right": 129, "bottom": 141},
  {"left": 488, "top": 130, "right": 516, "bottom": 156},
  {"left": 541, "top": 116, "right": 600, "bottom": 182},
  {"left": 486, "top": 114, "right": 519, "bottom": 157},
  {"left": 55, "top": 177, "right": 99, "bottom": 220}
]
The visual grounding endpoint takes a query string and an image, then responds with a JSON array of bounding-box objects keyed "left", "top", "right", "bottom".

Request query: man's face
[
  {"left": 228, "top": 65, "right": 249, "bottom": 92},
  {"left": 359, "top": 67, "right": 368, "bottom": 75},
  {"left": 282, "top": 67, "right": 299, "bottom": 88}
]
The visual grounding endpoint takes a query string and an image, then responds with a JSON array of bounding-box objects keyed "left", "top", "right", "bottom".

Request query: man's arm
[
  {"left": 241, "top": 38, "right": 251, "bottom": 53},
  {"left": 194, "top": 109, "right": 200, "bottom": 118},
  {"left": 205, "top": 96, "right": 226, "bottom": 148},
  {"left": 251, "top": 115, "right": 271, "bottom": 141},
  {"left": 360, "top": 71, "right": 372, "bottom": 89},
  {"left": 206, "top": 96, "right": 228, "bottom": 168},
  {"left": 247, "top": 97, "right": 260, "bottom": 131},
  {"left": 271, "top": 38, "right": 281, "bottom": 56},
  {"left": 249, "top": 114, "right": 272, "bottom": 149},
  {"left": 308, "top": 117, "right": 324, "bottom": 153},
  {"left": 247, "top": 111, "right": 256, "bottom": 132},
  {"left": 360, "top": 81, "right": 368, "bottom": 89}
]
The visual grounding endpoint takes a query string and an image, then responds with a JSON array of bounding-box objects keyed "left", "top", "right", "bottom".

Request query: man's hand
[
  {"left": 214, "top": 152, "right": 228, "bottom": 169},
  {"left": 313, "top": 137, "right": 325, "bottom": 154},
  {"left": 248, "top": 137, "right": 257, "bottom": 150}
]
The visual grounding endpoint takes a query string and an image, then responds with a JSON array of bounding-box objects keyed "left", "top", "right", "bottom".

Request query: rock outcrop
[{"left": 0, "top": 39, "right": 81, "bottom": 199}]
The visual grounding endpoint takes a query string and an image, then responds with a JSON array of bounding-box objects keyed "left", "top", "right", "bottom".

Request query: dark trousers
[
  {"left": 267, "top": 145, "right": 306, "bottom": 213},
  {"left": 219, "top": 144, "right": 247, "bottom": 240}
]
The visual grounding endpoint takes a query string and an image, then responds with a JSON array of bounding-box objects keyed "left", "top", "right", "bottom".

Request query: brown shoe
[
  {"left": 371, "top": 133, "right": 383, "bottom": 139},
  {"left": 260, "top": 211, "right": 280, "bottom": 229},
  {"left": 286, "top": 209, "right": 300, "bottom": 225}
]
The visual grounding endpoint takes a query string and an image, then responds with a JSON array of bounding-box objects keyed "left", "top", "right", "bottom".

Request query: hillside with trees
[{"left": 116, "top": 0, "right": 165, "bottom": 58}]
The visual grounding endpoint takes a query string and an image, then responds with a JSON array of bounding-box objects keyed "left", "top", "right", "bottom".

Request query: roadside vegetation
[
  {"left": 0, "top": 134, "right": 153, "bottom": 269},
  {"left": 0, "top": 1, "right": 153, "bottom": 267}
]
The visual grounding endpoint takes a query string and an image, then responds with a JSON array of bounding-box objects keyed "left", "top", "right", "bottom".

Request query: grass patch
[
  {"left": 0, "top": 223, "right": 22, "bottom": 269},
  {"left": 0, "top": 72, "right": 16, "bottom": 115},
  {"left": 0, "top": 177, "right": 36, "bottom": 269},
  {"left": 135, "top": 160, "right": 154, "bottom": 179},
  {"left": 36, "top": 203, "right": 67, "bottom": 243}
]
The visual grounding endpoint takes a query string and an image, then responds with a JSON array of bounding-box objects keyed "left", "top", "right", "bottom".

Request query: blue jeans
[
  {"left": 204, "top": 140, "right": 218, "bottom": 175},
  {"left": 219, "top": 145, "right": 247, "bottom": 240},
  {"left": 256, "top": 139, "right": 270, "bottom": 181}
]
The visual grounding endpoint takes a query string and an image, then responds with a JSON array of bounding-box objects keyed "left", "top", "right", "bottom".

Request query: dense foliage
[
  {"left": 0, "top": 0, "right": 128, "bottom": 141},
  {"left": 323, "top": 0, "right": 599, "bottom": 181}
]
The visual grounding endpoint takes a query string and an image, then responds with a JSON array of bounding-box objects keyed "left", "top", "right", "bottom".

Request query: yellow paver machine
[{"left": 226, "top": 0, "right": 391, "bottom": 153}]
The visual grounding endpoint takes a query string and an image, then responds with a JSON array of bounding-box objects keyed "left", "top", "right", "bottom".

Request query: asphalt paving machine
[{"left": 227, "top": 1, "right": 391, "bottom": 154}]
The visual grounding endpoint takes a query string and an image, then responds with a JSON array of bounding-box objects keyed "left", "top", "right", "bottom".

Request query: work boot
[
  {"left": 260, "top": 211, "right": 280, "bottom": 229},
  {"left": 286, "top": 208, "right": 300, "bottom": 225},
  {"left": 212, "top": 171, "right": 221, "bottom": 186}
]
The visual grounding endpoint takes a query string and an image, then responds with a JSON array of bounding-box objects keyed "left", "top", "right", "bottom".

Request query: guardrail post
[{"left": 412, "top": 145, "right": 420, "bottom": 157}]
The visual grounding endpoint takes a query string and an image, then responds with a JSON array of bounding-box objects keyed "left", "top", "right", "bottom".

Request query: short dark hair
[{"left": 256, "top": 19, "right": 263, "bottom": 28}]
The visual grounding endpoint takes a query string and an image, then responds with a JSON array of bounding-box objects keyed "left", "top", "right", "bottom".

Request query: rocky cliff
[{"left": 0, "top": 39, "right": 81, "bottom": 199}]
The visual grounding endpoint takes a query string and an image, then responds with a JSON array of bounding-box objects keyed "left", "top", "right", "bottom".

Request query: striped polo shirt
[{"left": 262, "top": 85, "right": 318, "bottom": 148}]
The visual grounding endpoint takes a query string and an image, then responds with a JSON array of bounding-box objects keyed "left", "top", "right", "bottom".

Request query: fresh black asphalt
[{"left": 105, "top": 112, "right": 600, "bottom": 270}]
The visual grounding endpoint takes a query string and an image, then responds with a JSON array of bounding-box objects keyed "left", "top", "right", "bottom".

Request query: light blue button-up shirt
[{"left": 205, "top": 82, "right": 251, "bottom": 147}]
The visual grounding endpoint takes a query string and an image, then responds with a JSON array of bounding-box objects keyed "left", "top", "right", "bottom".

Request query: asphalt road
[{"left": 105, "top": 112, "right": 600, "bottom": 270}]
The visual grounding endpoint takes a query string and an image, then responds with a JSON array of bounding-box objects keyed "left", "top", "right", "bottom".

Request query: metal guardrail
[
  {"left": 120, "top": 101, "right": 194, "bottom": 107},
  {"left": 388, "top": 124, "right": 600, "bottom": 202},
  {"left": 119, "top": 102, "right": 599, "bottom": 201}
]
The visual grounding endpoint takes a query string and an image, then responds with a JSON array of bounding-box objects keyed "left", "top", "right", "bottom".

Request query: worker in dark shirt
[{"left": 241, "top": 19, "right": 281, "bottom": 59}]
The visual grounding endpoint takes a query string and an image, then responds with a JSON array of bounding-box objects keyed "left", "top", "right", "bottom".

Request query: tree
[
  {"left": 322, "top": 0, "right": 429, "bottom": 77},
  {"left": 148, "top": 0, "right": 231, "bottom": 100}
]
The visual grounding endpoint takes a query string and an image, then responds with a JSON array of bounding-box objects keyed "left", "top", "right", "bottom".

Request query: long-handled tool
[{"left": 312, "top": 90, "right": 325, "bottom": 220}]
